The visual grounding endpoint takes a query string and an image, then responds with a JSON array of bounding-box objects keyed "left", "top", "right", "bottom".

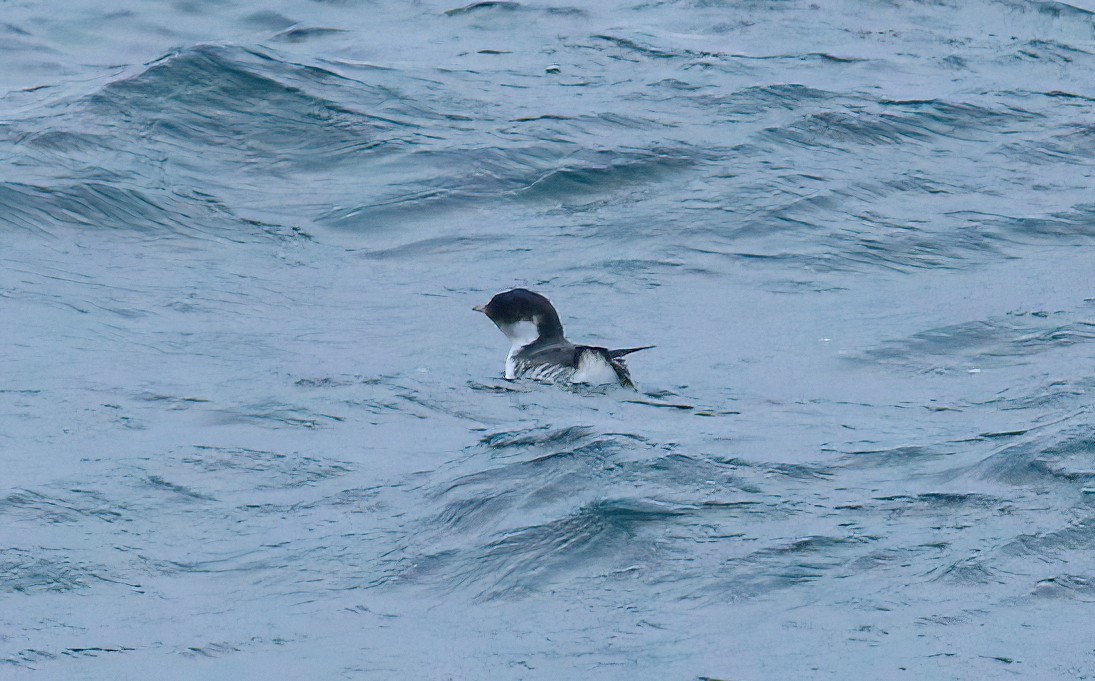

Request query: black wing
[
  {"left": 606, "top": 345, "right": 655, "bottom": 360},
  {"left": 519, "top": 341, "right": 581, "bottom": 366}
]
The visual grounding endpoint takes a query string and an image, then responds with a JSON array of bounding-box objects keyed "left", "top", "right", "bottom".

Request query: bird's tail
[{"left": 607, "top": 345, "right": 655, "bottom": 359}]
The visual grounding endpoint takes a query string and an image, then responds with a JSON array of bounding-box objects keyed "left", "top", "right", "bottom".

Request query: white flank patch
[{"left": 571, "top": 350, "right": 619, "bottom": 385}]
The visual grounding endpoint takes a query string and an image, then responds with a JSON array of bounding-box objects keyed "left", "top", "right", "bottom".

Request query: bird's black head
[{"left": 474, "top": 288, "right": 565, "bottom": 342}]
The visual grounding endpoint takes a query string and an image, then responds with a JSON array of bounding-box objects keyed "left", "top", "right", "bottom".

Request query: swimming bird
[{"left": 474, "top": 288, "right": 652, "bottom": 388}]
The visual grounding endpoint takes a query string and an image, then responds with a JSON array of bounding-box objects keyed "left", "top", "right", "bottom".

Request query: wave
[
  {"left": 965, "top": 424, "right": 1095, "bottom": 487},
  {"left": 318, "top": 145, "right": 699, "bottom": 229},
  {"left": 412, "top": 497, "right": 690, "bottom": 599},
  {"left": 87, "top": 44, "right": 403, "bottom": 167},
  {"left": 444, "top": 1, "right": 586, "bottom": 18},
  {"left": 855, "top": 311, "right": 1095, "bottom": 369},
  {"left": 0, "top": 548, "right": 118, "bottom": 594},
  {"left": 0, "top": 180, "right": 233, "bottom": 238},
  {"left": 762, "top": 98, "right": 1039, "bottom": 150}
]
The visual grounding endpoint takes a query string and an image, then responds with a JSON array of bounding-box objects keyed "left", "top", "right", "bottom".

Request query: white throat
[{"left": 498, "top": 320, "right": 539, "bottom": 348}]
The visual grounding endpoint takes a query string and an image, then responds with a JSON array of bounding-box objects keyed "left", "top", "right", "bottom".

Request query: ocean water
[{"left": 2, "top": 0, "right": 1094, "bottom": 678}]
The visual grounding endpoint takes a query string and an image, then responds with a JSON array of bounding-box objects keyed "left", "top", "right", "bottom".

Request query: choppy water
[{"left": 2, "top": 0, "right": 1094, "bottom": 678}]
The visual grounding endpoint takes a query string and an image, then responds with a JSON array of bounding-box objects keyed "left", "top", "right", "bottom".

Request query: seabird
[{"left": 474, "top": 288, "right": 652, "bottom": 388}]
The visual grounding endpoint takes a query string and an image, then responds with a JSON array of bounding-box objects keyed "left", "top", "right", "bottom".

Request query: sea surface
[{"left": 2, "top": 0, "right": 1094, "bottom": 678}]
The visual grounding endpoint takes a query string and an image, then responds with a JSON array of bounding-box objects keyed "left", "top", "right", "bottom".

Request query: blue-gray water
[{"left": 2, "top": 1, "right": 1094, "bottom": 678}]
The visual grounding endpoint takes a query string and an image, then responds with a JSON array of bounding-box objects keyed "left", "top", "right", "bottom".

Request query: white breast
[
  {"left": 505, "top": 346, "right": 522, "bottom": 380},
  {"left": 498, "top": 320, "right": 540, "bottom": 380}
]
